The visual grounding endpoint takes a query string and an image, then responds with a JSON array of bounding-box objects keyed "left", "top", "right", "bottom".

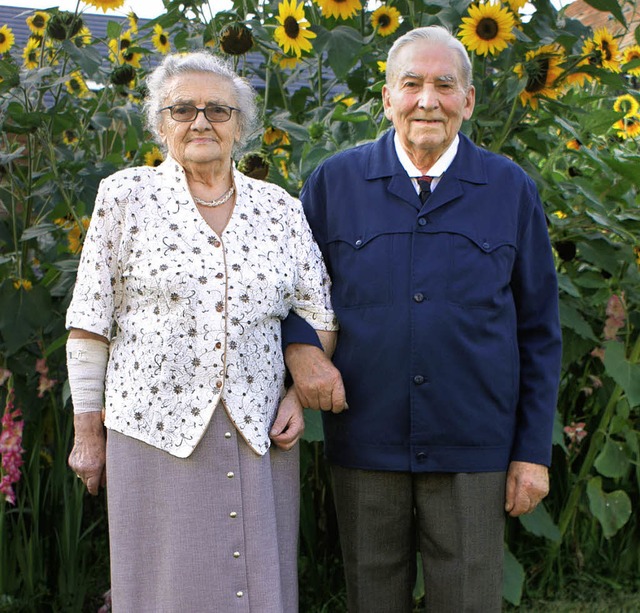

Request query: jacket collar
[{"left": 365, "top": 129, "right": 488, "bottom": 213}]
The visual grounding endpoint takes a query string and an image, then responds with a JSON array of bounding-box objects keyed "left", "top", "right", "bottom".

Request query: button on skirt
[{"left": 106, "top": 403, "right": 299, "bottom": 612}]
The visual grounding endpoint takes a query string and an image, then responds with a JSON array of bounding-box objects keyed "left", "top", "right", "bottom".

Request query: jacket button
[
  {"left": 418, "top": 218, "right": 427, "bottom": 226},
  {"left": 413, "top": 292, "right": 424, "bottom": 303},
  {"left": 482, "top": 242, "right": 490, "bottom": 250},
  {"left": 413, "top": 375, "right": 425, "bottom": 385},
  {"left": 416, "top": 452, "right": 426, "bottom": 461},
  {"left": 355, "top": 239, "right": 363, "bottom": 247}
]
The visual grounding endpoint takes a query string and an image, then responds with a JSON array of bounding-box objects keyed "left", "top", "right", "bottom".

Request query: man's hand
[
  {"left": 505, "top": 461, "right": 549, "bottom": 517},
  {"left": 68, "top": 412, "right": 106, "bottom": 496},
  {"left": 270, "top": 388, "right": 305, "bottom": 451},
  {"left": 284, "top": 343, "right": 347, "bottom": 413}
]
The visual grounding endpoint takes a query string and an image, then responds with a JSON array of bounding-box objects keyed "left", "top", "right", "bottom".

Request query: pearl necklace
[{"left": 193, "top": 185, "right": 235, "bottom": 208}]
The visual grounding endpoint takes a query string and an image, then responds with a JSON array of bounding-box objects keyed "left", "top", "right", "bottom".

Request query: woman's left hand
[{"left": 270, "top": 387, "right": 305, "bottom": 451}]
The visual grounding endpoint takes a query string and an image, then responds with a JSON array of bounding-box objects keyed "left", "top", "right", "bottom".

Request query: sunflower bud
[
  {"left": 220, "top": 25, "right": 254, "bottom": 55},
  {"left": 47, "top": 11, "right": 84, "bottom": 41},
  {"left": 308, "top": 122, "right": 324, "bottom": 141},
  {"left": 110, "top": 64, "right": 136, "bottom": 86},
  {"left": 238, "top": 153, "right": 269, "bottom": 180},
  {"left": 554, "top": 241, "right": 576, "bottom": 262}
]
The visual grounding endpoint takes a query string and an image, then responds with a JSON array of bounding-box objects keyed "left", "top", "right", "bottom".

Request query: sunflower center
[
  {"left": 525, "top": 58, "right": 550, "bottom": 94},
  {"left": 378, "top": 15, "right": 391, "bottom": 27},
  {"left": 70, "top": 78, "right": 80, "bottom": 92},
  {"left": 160, "top": 34, "right": 167, "bottom": 45},
  {"left": 0, "top": 33, "right": 6, "bottom": 44},
  {"left": 284, "top": 16, "right": 300, "bottom": 38},
  {"left": 476, "top": 17, "right": 499, "bottom": 41},
  {"left": 120, "top": 38, "right": 131, "bottom": 50},
  {"left": 601, "top": 40, "right": 612, "bottom": 61},
  {"left": 33, "top": 15, "right": 45, "bottom": 28}
]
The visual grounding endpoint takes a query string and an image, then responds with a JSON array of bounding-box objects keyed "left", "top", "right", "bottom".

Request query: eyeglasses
[{"left": 158, "top": 103, "right": 240, "bottom": 123}]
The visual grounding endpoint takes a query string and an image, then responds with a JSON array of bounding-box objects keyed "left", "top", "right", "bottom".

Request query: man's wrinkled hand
[
  {"left": 285, "top": 344, "right": 347, "bottom": 413},
  {"left": 504, "top": 461, "right": 549, "bottom": 517}
]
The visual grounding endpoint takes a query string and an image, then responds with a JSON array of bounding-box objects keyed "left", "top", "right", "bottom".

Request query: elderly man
[{"left": 285, "top": 25, "right": 561, "bottom": 612}]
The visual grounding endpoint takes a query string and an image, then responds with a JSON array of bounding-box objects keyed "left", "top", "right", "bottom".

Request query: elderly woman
[{"left": 65, "top": 51, "right": 339, "bottom": 612}]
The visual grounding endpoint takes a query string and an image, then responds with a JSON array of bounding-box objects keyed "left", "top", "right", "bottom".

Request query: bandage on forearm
[{"left": 66, "top": 338, "right": 109, "bottom": 414}]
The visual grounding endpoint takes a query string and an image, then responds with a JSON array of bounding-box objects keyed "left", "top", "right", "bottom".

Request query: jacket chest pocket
[
  {"left": 446, "top": 233, "right": 516, "bottom": 309},
  {"left": 326, "top": 232, "right": 392, "bottom": 308}
]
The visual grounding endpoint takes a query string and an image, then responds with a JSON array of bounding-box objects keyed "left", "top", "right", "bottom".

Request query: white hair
[{"left": 143, "top": 51, "right": 259, "bottom": 151}]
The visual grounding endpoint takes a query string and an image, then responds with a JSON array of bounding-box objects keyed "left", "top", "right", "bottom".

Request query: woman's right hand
[{"left": 68, "top": 412, "right": 106, "bottom": 495}]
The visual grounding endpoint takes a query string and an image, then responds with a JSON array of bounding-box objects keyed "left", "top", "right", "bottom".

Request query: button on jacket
[
  {"left": 300, "top": 130, "right": 562, "bottom": 473},
  {"left": 66, "top": 158, "right": 337, "bottom": 457}
]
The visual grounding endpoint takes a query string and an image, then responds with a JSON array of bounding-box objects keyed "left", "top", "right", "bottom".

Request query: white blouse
[{"left": 66, "top": 157, "right": 337, "bottom": 457}]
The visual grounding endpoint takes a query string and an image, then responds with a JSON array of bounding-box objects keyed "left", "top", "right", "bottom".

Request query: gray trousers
[{"left": 331, "top": 465, "right": 506, "bottom": 613}]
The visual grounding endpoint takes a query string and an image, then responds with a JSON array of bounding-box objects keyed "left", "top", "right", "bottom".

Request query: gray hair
[
  {"left": 386, "top": 26, "right": 472, "bottom": 91},
  {"left": 143, "top": 51, "right": 259, "bottom": 152}
]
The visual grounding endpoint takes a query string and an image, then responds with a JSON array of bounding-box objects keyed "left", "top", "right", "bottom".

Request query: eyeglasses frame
[{"left": 158, "top": 103, "right": 241, "bottom": 123}]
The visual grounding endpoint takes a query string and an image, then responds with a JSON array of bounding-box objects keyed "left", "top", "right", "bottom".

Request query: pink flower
[
  {"left": 0, "top": 390, "right": 25, "bottom": 506},
  {"left": 35, "top": 356, "right": 56, "bottom": 398},
  {"left": 603, "top": 294, "right": 625, "bottom": 340},
  {"left": 563, "top": 421, "right": 587, "bottom": 450}
]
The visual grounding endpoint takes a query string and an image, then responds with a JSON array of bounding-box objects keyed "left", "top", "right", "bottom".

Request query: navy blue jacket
[{"left": 297, "top": 130, "right": 561, "bottom": 473}]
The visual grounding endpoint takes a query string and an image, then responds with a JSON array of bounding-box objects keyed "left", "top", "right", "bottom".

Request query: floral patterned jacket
[{"left": 66, "top": 157, "right": 337, "bottom": 457}]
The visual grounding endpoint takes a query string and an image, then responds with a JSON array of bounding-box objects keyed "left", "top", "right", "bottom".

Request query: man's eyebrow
[{"left": 435, "top": 74, "right": 457, "bottom": 83}]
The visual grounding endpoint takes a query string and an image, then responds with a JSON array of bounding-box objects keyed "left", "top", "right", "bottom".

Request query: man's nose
[{"left": 418, "top": 85, "right": 439, "bottom": 109}]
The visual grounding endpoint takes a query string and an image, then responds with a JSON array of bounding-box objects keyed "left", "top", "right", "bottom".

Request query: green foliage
[{"left": 0, "top": 0, "right": 639, "bottom": 609}]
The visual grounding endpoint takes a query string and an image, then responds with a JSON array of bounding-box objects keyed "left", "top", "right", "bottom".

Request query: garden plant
[{"left": 0, "top": 0, "right": 639, "bottom": 610}]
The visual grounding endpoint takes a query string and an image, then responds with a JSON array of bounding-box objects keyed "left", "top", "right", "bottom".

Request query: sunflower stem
[{"left": 489, "top": 95, "right": 519, "bottom": 153}]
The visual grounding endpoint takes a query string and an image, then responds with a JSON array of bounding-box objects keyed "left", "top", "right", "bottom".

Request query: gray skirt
[{"left": 106, "top": 403, "right": 299, "bottom": 613}]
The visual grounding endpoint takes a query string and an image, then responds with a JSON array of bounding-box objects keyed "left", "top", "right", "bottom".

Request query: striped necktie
[{"left": 417, "top": 176, "right": 433, "bottom": 204}]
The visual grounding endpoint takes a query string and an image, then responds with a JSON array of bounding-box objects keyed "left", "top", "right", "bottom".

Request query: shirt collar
[{"left": 393, "top": 132, "right": 459, "bottom": 179}]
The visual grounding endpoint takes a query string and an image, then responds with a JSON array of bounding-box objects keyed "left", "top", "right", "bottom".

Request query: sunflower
[
  {"left": 333, "top": 93, "right": 356, "bottom": 107},
  {"left": 274, "top": 0, "right": 316, "bottom": 58},
  {"left": 272, "top": 52, "right": 301, "bottom": 70},
  {"left": 144, "top": 146, "right": 164, "bottom": 167},
  {"left": 263, "top": 127, "right": 291, "bottom": 146},
  {"left": 220, "top": 25, "right": 254, "bottom": 55},
  {"left": 23, "top": 37, "right": 41, "bottom": 69},
  {"left": 66, "top": 71, "right": 90, "bottom": 97},
  {"left": 13, "top": 279, "right": 33, "bottom": 291},
  {"left": 377, "top": 60, "right": 387, "bottom": 73},
  {"left": 0, "top": 25, "right": 15, "bottom": 54},
  {"left": 623, "top": 45, "right": 640, "bottom": 77},
  {"left": 26, "top": 11, "right": 50, "bottom": 36},
  {"left": 613, "top": 115, "right": 640, "bottom": 139},
  {"left": 314, "top": 0, "right": 362, "bottom": 21},
  {"left": 504, "top": 0, "right": 526, "bottom": 11},
  {"left": 458, "top": 2, "right": 515, "bottom": 57},
  {"left": 238, "top": 153, "right": 270, "bottom": 180},
  {"left": 590, "top": 28, "right": 621, "bottom": 72},
  {"left": 613, "top": 93, "right": 639, "bottom": 117},
  {"left": 72, "top": 26, "right": 92, "bottom": 48},
  {"left": 566, "top": 138, "right": 581, "bottom": 151},
  {"left": 62, "top": 129, "right": 79, "bottom": 145},
  {"left": 127, "top": 11, "right": 139, "bottom": 34},
  {"left": 108, "top": 29, "right": 132, "bottom": 62},
  {"left": 564, "top": 48, "right": 595, "bottom": 88},
  {"left": 66, "top": 217, "right": 91, "bottom": 253},
  {"left": 83, "top": 0, "right": 126, "bottom": 12},
  {"left": 371, "top": 6, "right": 401, "bottom": 37},
  {"left": 513, "top": 44, "right": 564, "bottom": 109},
  {"left": 152, "top": 24, "right": 171, "bottom": 54}
]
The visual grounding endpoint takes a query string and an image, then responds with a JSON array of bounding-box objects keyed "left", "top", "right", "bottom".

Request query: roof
[
  {"left": 564, "top": 0, "right": 640, "bottom": 48},
  {"left": 1, "top": 4, "right": 144, "bottom": 50}
]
